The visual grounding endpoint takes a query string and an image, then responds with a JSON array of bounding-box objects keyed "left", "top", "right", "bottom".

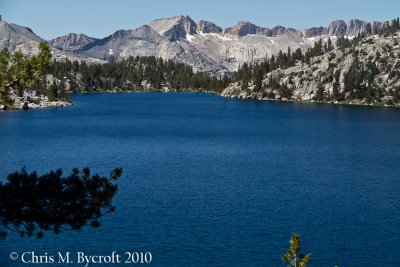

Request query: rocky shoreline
[
  {"left": 221, "top": 85, "right": 399, "bottom": 108},
  {"left": 0, "top": 91, "right": 72, "bottom": 111},
  {"left": 2, "top": 88, "right": 398, "bottom": 112}
]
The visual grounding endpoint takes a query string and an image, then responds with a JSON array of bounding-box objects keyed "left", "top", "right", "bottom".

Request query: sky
[{"left": 1, "top": 0, "right": 399, "bottom": 40}]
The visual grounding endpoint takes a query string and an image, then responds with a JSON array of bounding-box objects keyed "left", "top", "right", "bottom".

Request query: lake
[{"left": 0, "top": 93, "right": 399, "bottom": 266}]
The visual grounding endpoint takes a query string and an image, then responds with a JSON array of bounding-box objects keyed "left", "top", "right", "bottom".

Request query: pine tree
[
  {"left": 48, "top": 81, "right": 58, "bottom": 101},
  {"left": 332, "top": 82, "right": 340, "bottom": 101},
  {"left": 282, "top": 233, "right": 311, "bottom": 267},
  {"left": 314, "top": 84, "right": 324, "bottom": 101},
  {"left": 253, "top": 66, "right": 264, "bottom": 92},
  {"left": 33, "top": 42, "right": 52, "bottom": 80},
  {"left": 0, "top": 49, "right": 13, "bottom": 106},
  {"left": 327, "top": 37, "right": 333, "bottom": 52},
  {"left": 364, "top": 23, "right": 372, "bottom": 35}
]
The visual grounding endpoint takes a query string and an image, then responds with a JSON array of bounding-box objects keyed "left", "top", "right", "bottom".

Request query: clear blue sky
[{"left": 1, "top": 0, "right": 399, "bottom": 40}]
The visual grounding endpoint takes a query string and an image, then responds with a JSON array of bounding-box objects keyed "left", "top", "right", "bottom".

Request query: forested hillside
[{"left": 49, "top": 56, "right": 231, "bottom": 94}]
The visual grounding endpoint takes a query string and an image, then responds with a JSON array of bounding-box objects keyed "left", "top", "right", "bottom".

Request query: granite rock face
[
  {"left": 322, "top": 19, "right": 369, "bottom": 36},
  {"left": 224, "top": 21, "right": 261, "bottom": 36},
  {"left": 303, "top": 27, "right": 325, "bottom": 38},
  {"left": 197, "top": 20, "right": 223, "bottom": 33},
  {"left": 323, "top": 20, "right": 348, "bottom": 36}
]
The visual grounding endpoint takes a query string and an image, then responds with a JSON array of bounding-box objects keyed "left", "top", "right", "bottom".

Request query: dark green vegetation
[
  {"left": 49, "top": 56, "right": 231, "bottom": 93},
  {"left": 282, "top": 233, "right": 312, "bottom": 267},
  {"left": 0, "top": 167, "right": 121, "bottom": 239}
]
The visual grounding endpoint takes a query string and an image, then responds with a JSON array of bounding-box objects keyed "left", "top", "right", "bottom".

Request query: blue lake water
[{"left": 0, "top": 93, "right": 400, "bottom": 266}]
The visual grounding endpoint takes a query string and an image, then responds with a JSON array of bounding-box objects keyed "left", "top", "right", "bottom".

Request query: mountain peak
[
  {"left": 323, "top": 19, "right": 369, "bottom": 36},
  {"left": 49, "top": 33, "right": 97, "bottom": 52},
  {"left": 149, "top": 15, "right": 197, "bottom": 41},
  {"left": 224, "top": 21, "right": 260, "bottom": 36},
  {"left": 197, "top": 20, "right": 222, "bottom": 33},
  {"left": 0, "top": 19, "right": 43, "bottom": 54},
  {"left": 224, "top": 21, "right": 293, "bottom": 37},
  {"left": 0, "top": 20, "right": 43, "bottom": 42},
  {"left": 324, "top": 20, "right": 347, "bottom": 36}
]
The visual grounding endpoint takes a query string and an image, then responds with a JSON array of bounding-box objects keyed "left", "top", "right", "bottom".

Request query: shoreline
[
  {"left": 2, "top": 90, "right": 399, "bottom": 112},
  {"left": 220, "top": 94, "right": 400, "bottom": 108},
  {"left": 1, "top": 91, "right": 72, "bottom": 111},
  {"left": 71, "top": 89, "right": 400, "bottom": 108},
  {"left": 0, "top": 101, "right": 72, "bottom": 111},
  {"left": 72, "top": 87, "right": 400, "bottom": 108}
]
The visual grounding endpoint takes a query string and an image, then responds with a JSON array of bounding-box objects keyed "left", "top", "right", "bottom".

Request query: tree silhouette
[
  {"left": 282, "top": 233, "right": 311, "bottom": 267},
  {"left": 0, "top": 167, "right": 121, "bottom": 239}
]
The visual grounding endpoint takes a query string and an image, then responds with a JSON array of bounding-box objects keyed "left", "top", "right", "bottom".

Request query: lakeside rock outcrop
[{"left": 1, "top": 90, "right": 72, "bottom": 111}]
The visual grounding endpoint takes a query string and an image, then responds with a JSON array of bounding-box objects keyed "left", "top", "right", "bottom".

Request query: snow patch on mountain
[
  {"left": 208, "top": 33, "right": 233, "bottom": 41},
  {"left": 185, "top": 34, "right": 195, "bottom": 42}
]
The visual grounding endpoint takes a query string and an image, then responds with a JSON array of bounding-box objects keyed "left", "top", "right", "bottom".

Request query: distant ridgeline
[
  {"left": 223, "top": 18, "right": 400, "bottom": 106},
  {"left": 49, "top": 56, "right": 231, "bottom": 94}
]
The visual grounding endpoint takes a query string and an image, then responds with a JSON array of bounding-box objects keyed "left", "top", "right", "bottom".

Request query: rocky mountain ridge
[
  {"left": 0, "top": 20, "right": 43, "bottom": 56},
  {"left": 0, "top": 15, "right": 389, "bottom": 74},
  {"left": 49, "top": 33, "right": 97, "bottom": 52}
]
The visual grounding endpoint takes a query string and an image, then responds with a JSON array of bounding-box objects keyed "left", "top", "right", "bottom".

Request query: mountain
[
  {"left": 149, "top": 15, "right": 197, "bottom": 41},
  {"left": 0, "top": 19, "right": 43, "bottom": 56},
  {"left": 79, "top": 26, "right": 166, "bottom": 60},
  {"left": 49, "top": 33, "right": 97, "bottom": 52},
  {"left": 78, "top": 24, "right": 228, "bottom": 74},
  {"left": 224, "top": 21, "right": 297, "bottom": 37},
  {"left": 224, "top": 21, "right": 263, "bottom": 36},
  {"left": 0, "top": 15, "right": 386, "bottom": 74}
]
